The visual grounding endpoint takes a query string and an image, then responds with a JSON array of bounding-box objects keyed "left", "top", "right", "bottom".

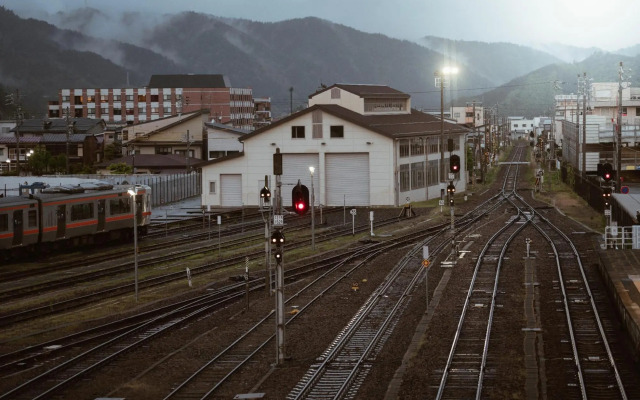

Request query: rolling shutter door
[
  {"left": 326, "top": 153, "right": 369, "bottom": 206},
  {"left": 282, "top": 154, "right": 319, "bottom": 206},
  {"left": 220, "top": 174, "right": 242, "bottom": 206}
]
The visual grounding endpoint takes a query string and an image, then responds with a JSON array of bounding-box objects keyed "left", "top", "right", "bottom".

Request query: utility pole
[
  {"left": 289, "top": 87, "right": 293, "bottom": 115},
  {"left": 616, "top": 62, "right": 627, "bottom": 192},
  {"left": 6, "top": 90, "right": 23, "bottom": 175},
  {"left": 65, "top": 106, "right": 72, "bottom": 175},
  {"left": 582, "top": 72, "right": 588, "bottom": 176},
  {"left": 576, "top": 75, "right": 580, "bottom": 172}
]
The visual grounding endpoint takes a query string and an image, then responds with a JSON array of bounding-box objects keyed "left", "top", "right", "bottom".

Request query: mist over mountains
[{"left": 1, "top": 6, "right": 639, "bottom": 120}]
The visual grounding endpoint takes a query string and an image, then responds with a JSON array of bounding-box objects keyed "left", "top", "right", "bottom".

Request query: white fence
[{"left": 604, "top": 225, "right": 640, "bottom": 249}]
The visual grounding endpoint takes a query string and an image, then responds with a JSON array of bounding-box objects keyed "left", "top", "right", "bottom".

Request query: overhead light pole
[
  {"left": 435, "top": 66, "right": 458, "bottom": 182},
  {"left": 309, "top": 166, "right": 315, "bottom": 250},
  {"left": 128, "top": 186, "right": 140, "bottom": 302}
]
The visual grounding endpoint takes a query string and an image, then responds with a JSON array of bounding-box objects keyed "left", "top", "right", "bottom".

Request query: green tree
[
  {"left": 50, "top": 154, "right": 67, "bottom": 174},
  {"left": 104, "top": 143, "right": 123, "bottom": 161},
  {"left": 26, "top": 145, "right": 51, "bottom": 175},
  {"left": 108, "top": 162, "right": 133, "bottom": 174}
]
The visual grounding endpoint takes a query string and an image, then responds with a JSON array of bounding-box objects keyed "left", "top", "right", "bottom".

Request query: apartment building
[{"left": 47, "top": 74, "right": 268, "bottom": 131}]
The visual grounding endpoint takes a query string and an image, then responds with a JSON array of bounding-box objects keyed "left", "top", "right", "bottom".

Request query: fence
[
  {"left": 604, "top": 225, "right": 640, "bottom": 249},
  {"left": 1, "top": 171, "right": 201, "bottom": 207}
]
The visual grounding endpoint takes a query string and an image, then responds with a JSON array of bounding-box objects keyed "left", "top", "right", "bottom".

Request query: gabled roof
[
  {"left": 12, "top": 118, "right": 105, "bottom": 134},
  {"left": 309, "top": 84, "right": 410, "bottom": 99},
  {"left": 148, "top": 74, "right": 231, "bottom": 88},
  {"left": 205, "top": 121, "right": 249, "bottom": 136},
  {"left": 0, "top": 133, "right": 93, "bottom": 144},
  {"left": 125, "top": 110, "right": 207, "bottom": 142},
  {"left": 240, "top": 103, "right": 469, "bottom": 142}
]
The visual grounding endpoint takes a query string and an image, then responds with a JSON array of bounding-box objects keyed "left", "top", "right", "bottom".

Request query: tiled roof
[
  {"left": 240, "top": 104, "right": 468, "bottom": 142},
  {"left": 0, "top": 133, "right": 92, "bottom": 144},
  {"left": 310, "top": 84, "right": 410, "bottom": 99},
  {"left": 15, "top": 118, "right": 104, "bottom": 134},
  {"left": 148, "top": 74, "right": 230, "bottom": 88}
]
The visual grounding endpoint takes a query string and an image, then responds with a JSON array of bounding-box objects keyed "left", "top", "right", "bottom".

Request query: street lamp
[
  {"left": 309, "top": 166, "right": 315, "bottom": 250},
  {"left": 128, "top": 186, "right": 141, "bottom": 302},
  {"left": 435, "top": 66, "right": 459, "bottom": 182}
]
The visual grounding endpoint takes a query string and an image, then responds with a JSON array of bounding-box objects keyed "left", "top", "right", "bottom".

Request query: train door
[
  {"left": 12, "top": 210, "right": 23, "bottom": 245},
  {"left": 135, "top": 195, "right": 143, "bottom": 226},
  {"left": 97, "top": 199, "right": 106, "bottom": 231},
  {"left": 56, "top": 204, "right": 66, "bottom": 238}
]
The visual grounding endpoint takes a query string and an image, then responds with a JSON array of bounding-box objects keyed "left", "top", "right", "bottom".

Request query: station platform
[{"left": 595, "top": 245, "right": 640, "bottom": 360}]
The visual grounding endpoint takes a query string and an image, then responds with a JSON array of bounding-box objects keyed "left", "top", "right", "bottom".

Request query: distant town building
[{"left": 47, "top": 74, "right": 271, "bottom": 131}]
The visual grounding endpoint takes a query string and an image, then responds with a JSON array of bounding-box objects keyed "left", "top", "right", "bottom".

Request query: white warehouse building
[{"left": 199, "top": 84, "right": 469, "bottom": 208}]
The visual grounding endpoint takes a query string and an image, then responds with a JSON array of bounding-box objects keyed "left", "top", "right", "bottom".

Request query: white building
[
  {"left": 509, "top": 116, "right": 535, "bottom": 136},
  {"left": 199, "top": 84, "right": 469, "bottom": 208}
]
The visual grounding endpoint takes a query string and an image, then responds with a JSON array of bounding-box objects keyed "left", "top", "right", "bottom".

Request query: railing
[{"left": 604, "top": 225, "right": 640, "bottom": 249}]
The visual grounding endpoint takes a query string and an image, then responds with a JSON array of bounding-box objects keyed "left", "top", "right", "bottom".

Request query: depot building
[{"left": 198, "top": 83, "right": 469, "bottom": 208}]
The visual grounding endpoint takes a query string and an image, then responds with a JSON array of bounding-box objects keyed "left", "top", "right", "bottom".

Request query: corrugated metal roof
[{"left": 148, "top": 74, "right": 230, "bottom": 88}]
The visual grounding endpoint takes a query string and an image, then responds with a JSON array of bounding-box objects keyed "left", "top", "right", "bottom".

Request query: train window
[
  {"left": 28, "top": 210, "right": 37, "bottom": 227},
  {"left": 0, "top": 214, "right": 7, "bottom": 231},
  {"left": 110, "top": 198, "right": 131, "bottom": 215},
  {"left": 70, "top": 203, "right": 94, "bottom": 221}
]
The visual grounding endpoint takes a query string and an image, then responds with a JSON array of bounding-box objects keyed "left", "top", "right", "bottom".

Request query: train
[{"left": 0, "top": 182, "right": 151, "bottom": 260}]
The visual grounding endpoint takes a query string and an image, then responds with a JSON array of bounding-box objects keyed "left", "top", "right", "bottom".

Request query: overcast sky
[{"left": 4, "top": 0, "right": 637, "bottom": 51}]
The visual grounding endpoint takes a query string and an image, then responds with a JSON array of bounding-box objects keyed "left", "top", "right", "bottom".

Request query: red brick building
[{"left": 47, "top": 74, "right": 267, "bottom": 131}]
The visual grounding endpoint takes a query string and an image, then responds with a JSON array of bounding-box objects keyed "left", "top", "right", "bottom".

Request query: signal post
[{"left": 272, "top": 149, "right": 286, "bottom": 365}]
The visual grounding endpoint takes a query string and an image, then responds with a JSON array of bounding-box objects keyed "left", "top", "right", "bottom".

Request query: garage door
[
  {"left": 326, "top": 153, "right": 369, "bottom": 206},
  {"left": 220, "top": 174, "right": 242, "bottom": 206},
  {"left": 282, "top": 154, "right": 319, "bottom": 206}
]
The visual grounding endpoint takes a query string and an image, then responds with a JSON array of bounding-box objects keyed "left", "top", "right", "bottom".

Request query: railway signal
[
  {"left": 292, "top": 181, "right": 309, "bottom": 215},
  {"left": 274, "top": 249, "right": 283, "bottom": 264},
  {"left": 602, "top": 187, "right": 612, "bottom": 207},
  {"left": 449, "top": 155, "right": 460, "bottom": 173},
  {"left": 271, "top": 230, "right": 285, "bottom": 247},
  {"left": 449, "top": 198, "right": 454, "bottom": 207},
  {"left": 447, "top": 181, "right": 456, "bottom": 195},
  {"left": 601, "top": 163, "right": 613, "bottom": 183}
]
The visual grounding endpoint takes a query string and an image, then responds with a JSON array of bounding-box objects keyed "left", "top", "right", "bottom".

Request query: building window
[
  {"left": 113, "top": 109, "right": 121, "bottom": 116},
  {"left": 87, "top": 108, "right": 95, "bottom": 117},
  {"left": 330, "top": 126, "right": 344, "bottom": 138},
  {"left": 156, "top": 146, "right": 171, "bottom": 155},
  {"left": 62, "top": 95, "right": 70, "bottom": 102},
  {"left": 138, "top": 107, "right": 146, "bottom": 114},
  {"left": 399, "top": 139, "right": 410, "bottom": 157},
  {"left": 74, "top": 109, "right": 83, "bottom": 117},
  {"left": 428, "top": 160, "right": 439, "bottom": 185},
  {"left": 113, "top": 95, "right": 121, "bottom": 101},
  {"left": 74, "top": 96, "right": 83, "bottom": 104},
  {"left": 138, "top": 94, "right": 146, "bottom": 102},
  {"left": 86, "top": 95, "right": 95, "bottom": 103},
  {"left": 410, "top": 138, "right": 424, "bottom": 155},
  {"left": 331, "top": 88, "right": 341, "bottom": 99},
  {"left": 126, "top": 95, "right": 134, "bottom": 101},
  {"left": 101, "top": 95, "right": 109, "bottom": 102},
  {"left": 291, "top": 126, "right": 305, "bottom": 138},
  {"left": 399, "top": 164, "right": 410, "bottom": 192},
  {"left": 209, "top": 181, "right": 216, "bottom": 194},
  {"left": 101, "top": 107, "right": 109, "bottom": 115},
  {"left": 126, "top": 108, "right": 134, "bottom": 115},
  {"left": 163, "top": 94, "right": 172, "bottom": 101},
  {"left": 312, "top": 110, "right": 323, "bottom": 139},
  {"left": 163, "top": 107, "right": 171, "bottom": 113},
  {"left": 411, "top": 161, "right": 425, "bottom": 189},
  {"left": 151, "top": 95, "right": 159, "bottom": 102},
  {"left": 151, "top": 107, "right": 159, "bottom": 113}
]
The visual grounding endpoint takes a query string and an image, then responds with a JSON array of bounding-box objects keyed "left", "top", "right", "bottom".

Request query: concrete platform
[{"left": 596, "top": 246, "right": 640, "bottom": 360}]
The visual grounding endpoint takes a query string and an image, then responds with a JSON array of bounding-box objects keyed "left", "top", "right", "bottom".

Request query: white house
[{"left": 199, "top": 84, "right": 469, "bottom": 208}]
